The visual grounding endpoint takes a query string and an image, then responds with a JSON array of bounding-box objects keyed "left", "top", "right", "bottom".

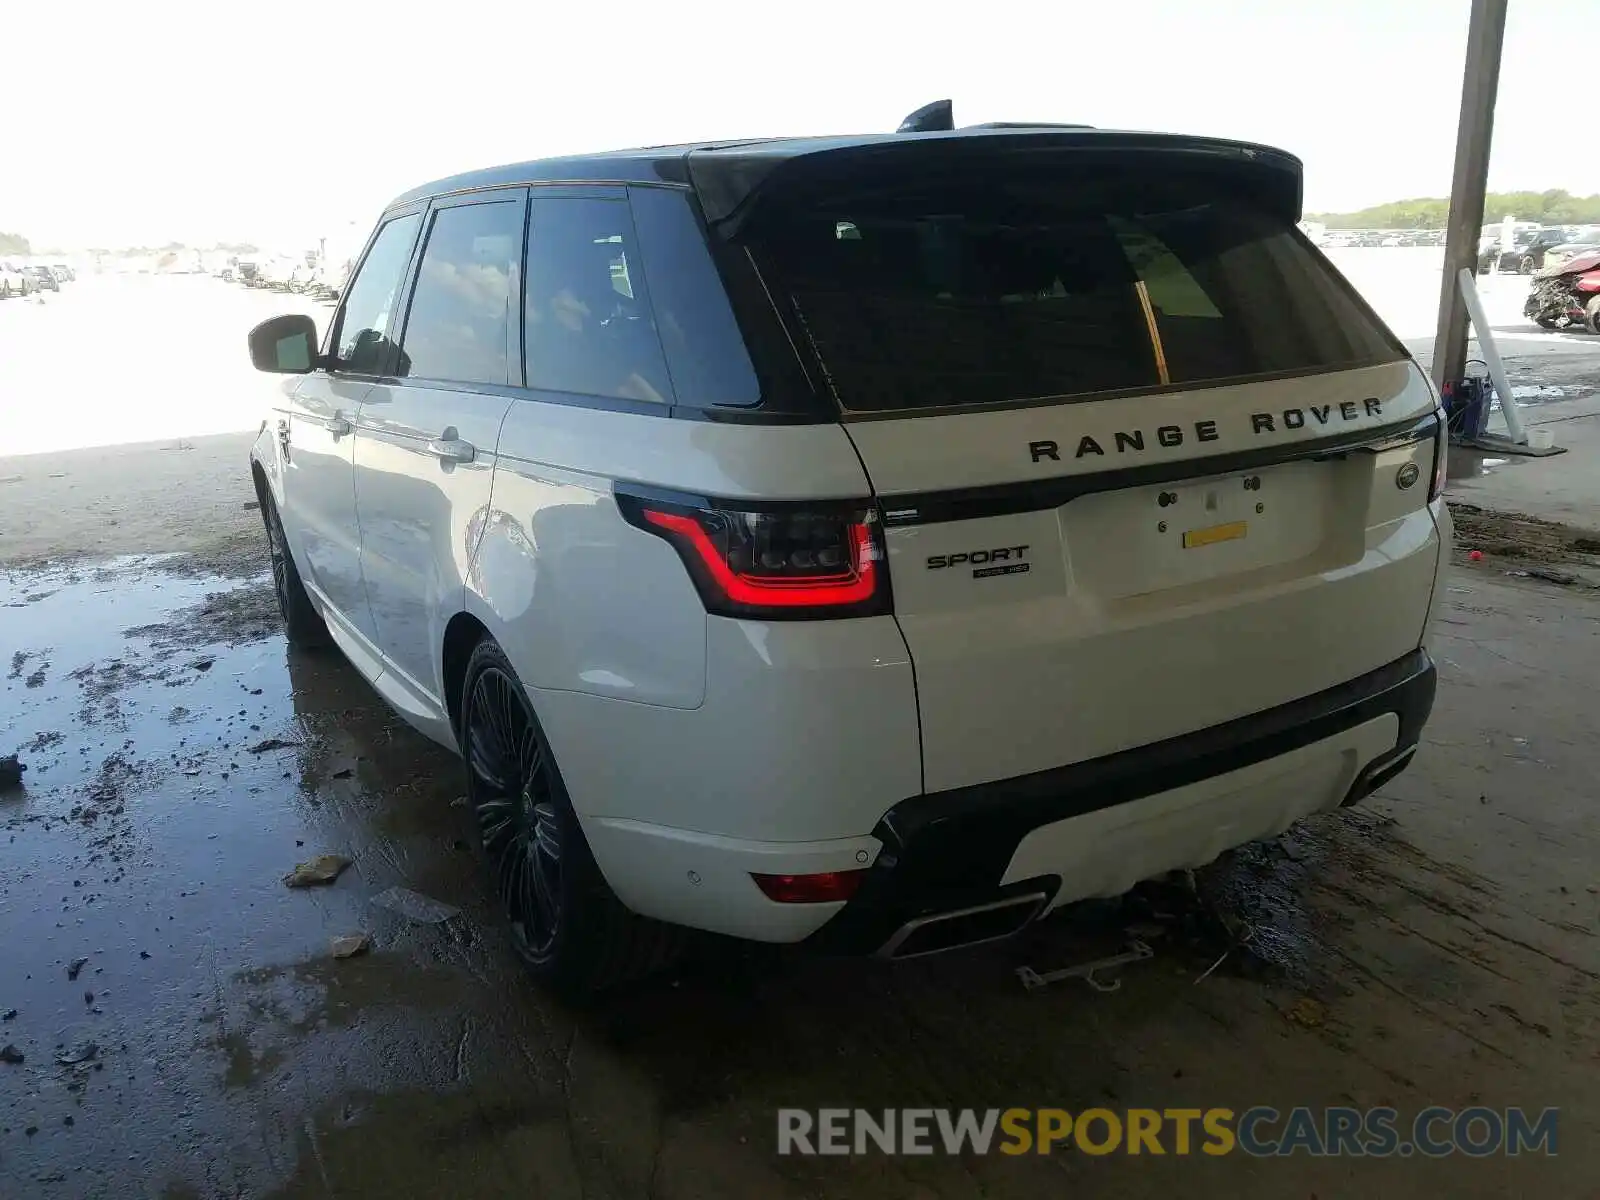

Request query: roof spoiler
[{"left": 690, "top": 133, "right": 1305, "bottom": 232}]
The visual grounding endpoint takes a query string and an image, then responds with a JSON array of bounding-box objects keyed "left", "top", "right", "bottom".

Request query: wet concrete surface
[{"left": 3, "top": 533, "right": 1599, "bottom": 1198}]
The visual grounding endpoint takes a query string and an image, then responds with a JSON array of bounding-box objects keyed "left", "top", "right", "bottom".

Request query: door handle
[
  {"left": 425, "top": 437, "right": 476, "bottom": 464},
  {"left": 324, "top": 415, "right": 351, "bottom": 437}
]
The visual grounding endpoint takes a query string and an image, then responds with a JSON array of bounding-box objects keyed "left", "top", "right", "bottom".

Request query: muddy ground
[{"left": 2, "top": 279, "right": 1599, "bottom": 1198}]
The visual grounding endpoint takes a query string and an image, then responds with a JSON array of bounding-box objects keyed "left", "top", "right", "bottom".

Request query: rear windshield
[{"left": 745, "top": 174, "right": 1404, "bottom": 414}]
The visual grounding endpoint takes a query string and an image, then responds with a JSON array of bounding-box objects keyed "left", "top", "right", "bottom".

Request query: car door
[
  {"left": 351, "top": 190, "right": 524, "bottom": 712},
  {"left": 279, "top": 207, "right": 424, "bottom": 665}
]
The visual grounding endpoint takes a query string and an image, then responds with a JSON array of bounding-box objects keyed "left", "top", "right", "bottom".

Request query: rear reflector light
[
  {"left": 618, "top": 491, "right": 890, "bottom": 619},
  {"left": 751, "top": 870, "right": 866, "bottom": 903}
]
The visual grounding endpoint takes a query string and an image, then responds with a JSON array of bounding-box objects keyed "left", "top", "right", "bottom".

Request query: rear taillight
[
  {"left": 617, "top": 490, "right": 890, "bottom": 619},
  {"left": 1430, "top": 407, "right": 1447, "bottom": 501}
]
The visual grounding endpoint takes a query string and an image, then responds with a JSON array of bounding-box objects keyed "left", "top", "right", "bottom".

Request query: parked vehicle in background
[
  {"left": 51, "top": 263, "right": 75, "bottom": 282},
  {"left": 25, "top": 265, "right": 59, "bottom": 292},
  {"left": 1538, "top": 226, "right": 1600, "bottom": 275},
  {"left": 245, "top": 115, "right": 1449, "bottom": 995},
  {"left": 1524, "top": 248, "right": 1600, "bottom": 332},
  {"left": 1479, "top": 226, "right": 1571, "bottom": 275},
  {"left": 237, "top": 260, "right": 261, "bottom": 286},
  {"left": 0, "top": 260, "right": 29, "bottom": 298}
]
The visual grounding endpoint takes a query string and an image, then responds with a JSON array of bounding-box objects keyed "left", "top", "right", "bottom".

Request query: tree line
[
  {"left": 1309, "top": 190, "right": 1600, "bottom": 229},
  {"left": 0, "top": 232, "right": 30, "bottom": 255}
]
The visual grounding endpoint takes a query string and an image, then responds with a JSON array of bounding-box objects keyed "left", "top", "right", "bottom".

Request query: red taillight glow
[
  {"left": 642, "top": 509, "right": 877, "bottom": 608},
  {"left": 619, "top": 492, "right": 890, "bottom": 619},
  {"left": 751, "top": 870, "right": 866, "bottom": 903}
]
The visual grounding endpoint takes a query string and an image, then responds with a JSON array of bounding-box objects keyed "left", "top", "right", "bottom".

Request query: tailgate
[
  {"left": 849, "top": 364, "right": 1440, "bottom": 791},
  {"left": 733, "top": 152, "right": 1443, "bottom": 792}
]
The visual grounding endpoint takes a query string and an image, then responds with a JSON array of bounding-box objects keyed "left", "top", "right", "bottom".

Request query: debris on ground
[
  {"left": 2, "top": 1009, "right": 16, "bottom": 1021},
  {"left": 190, "top": 657, "right": 215, "bottom": 672},
  {"left": 283, "top": 854, "right": 352, "bottom": 888},
  {"left": 330, "top": 932, "right": 371, "bottom": 959},
  {"left": 370, "top": 886, "right": 460, "bottom": 924},
  {"left": 55, "top": 1042, "right": 98, "bottom": 1066},
  {"left": 66, "top": 957, "right": 89, "bottom": 980},
  {"left": 0, "top": 1044, "right": 23, "bottom": 1064},
  {"left": 249, "top": 737, "right": 301, "bottom": 754},
  {"left": 1017, "top": 940, "right": 1155, "bottom": 993},
  {"left": 1285, "top": 997, "right": 1327, "bottom": 1029},
  {"left": 1507, "top": 565, "right": 1583, "bottom": 586},
  {"left": 0, "top": 754, "right": 24, "bottom": 792}
]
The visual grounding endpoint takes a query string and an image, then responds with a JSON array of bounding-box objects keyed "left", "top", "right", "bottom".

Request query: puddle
[{"left": 0, "top": 554, "right": 509, "bottom": 1194}]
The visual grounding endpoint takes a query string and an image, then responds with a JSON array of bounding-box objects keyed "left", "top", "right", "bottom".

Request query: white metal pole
[{"left": 1456, "top": 266, "right": 1527, "bottom": 444}]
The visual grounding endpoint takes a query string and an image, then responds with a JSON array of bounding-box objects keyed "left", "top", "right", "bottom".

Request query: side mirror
[{"left": 248, "top": 314, "right": 320, "bottom": 373}]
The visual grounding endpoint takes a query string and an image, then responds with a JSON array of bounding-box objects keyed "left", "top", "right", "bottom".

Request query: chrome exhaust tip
[
  {"left": 876, "top": 892, "right": 1049, "bottom": 960},
  {"left": 1343, "top": 744, "right": 1418, "bottom": 806}
]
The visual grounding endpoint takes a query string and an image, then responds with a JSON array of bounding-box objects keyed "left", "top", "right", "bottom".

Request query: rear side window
[
  {"left": 397, "top": 199, "right": 522, "bottom": 386},
  {"left": 335, "top": 213, "right": 422, "bottom": 374},
  {"left": 746, "top": 176, "right": 1402, "bottom": 413},
  {"left": 525, "top": 197, "right": 672, "bottom": 403},
  {"left": 628, "top": 187, "right": 760, "bottom": 408}
]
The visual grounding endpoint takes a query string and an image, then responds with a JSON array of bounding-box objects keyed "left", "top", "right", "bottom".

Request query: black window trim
[
  {"left": 390, "top": 187, "right": 530, "bottom": 391},
  {"left": 354, "top": 182, "right": 837, "bottom": 424}
]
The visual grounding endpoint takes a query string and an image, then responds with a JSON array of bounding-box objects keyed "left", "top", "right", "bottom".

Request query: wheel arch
[{"left": 441, "top": 610, "right": 491, "bottom": 748}]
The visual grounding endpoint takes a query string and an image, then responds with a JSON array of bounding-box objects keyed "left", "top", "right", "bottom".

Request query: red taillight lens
[
  {"left": 618, "top": 491, "right": 890, "bottom": 619},
  {"left": 751, "top": 870, "right": 866, "bottom": 903},
  {"left": 1430, "top": 407, "right": 1447, "bottom": 501}
]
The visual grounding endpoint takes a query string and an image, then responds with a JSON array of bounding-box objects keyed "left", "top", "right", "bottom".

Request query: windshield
[{"left": 747, "top": 172, "right": 1403, "bottom": 414}]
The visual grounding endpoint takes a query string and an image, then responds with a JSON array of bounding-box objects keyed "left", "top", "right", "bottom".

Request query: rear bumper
[{"left": 807, "top": 648, "right": 1435, "bottom": 956}]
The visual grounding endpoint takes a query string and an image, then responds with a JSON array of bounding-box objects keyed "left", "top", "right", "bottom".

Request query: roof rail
[{"left": 965, "top": 121, "right": 1097, "bottom": 130}]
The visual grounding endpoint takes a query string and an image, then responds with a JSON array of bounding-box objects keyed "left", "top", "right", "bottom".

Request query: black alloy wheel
[
  {"left": 261, "top": 491, "right": 328, "bottom": 647},
  {"left": 465, "top": 663, "right": 564, "bottom": 963},
  {"left": 458, "top": 638, "right": 685, "bottom": 996}
]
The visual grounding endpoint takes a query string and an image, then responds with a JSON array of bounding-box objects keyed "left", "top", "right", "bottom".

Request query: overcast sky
[{"left": 5, "top": 0, "right": 1594, "bottom": 250}]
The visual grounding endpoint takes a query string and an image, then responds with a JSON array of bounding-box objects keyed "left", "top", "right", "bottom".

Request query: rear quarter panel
[{"left": 464, "top": 399, "right": 922, "bottom": 838}]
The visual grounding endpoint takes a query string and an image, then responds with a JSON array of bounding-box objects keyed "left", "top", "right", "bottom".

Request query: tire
[
  {"left": 1519, "top": 255, "right": 1537, "bottom": 275},
  {"left": 1536, "top": 316, "right": 1560, "bottom": 330},
  {"left": 261, "top": 490, "right": 330, "bottom": 648},
  {"left": 459, "top": 637, "right": 683, "bottom": 997},
  {"left": 1587, "top": 296, "right": 1600, "bottom": 336}
]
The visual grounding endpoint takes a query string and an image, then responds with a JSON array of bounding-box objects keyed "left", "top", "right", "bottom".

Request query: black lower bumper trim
[{"left": 807, "top": 649, "right": 1437, "bottom": 955}]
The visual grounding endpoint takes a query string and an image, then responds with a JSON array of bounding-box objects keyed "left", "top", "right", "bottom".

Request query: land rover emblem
[{"left": 1396, "top": 462, "right": 1421, "bottom": 490}]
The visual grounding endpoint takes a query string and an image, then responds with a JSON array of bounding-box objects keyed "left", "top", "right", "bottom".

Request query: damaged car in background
[{"left": 1524, "top": 248, "right": 1600, "bottom": 332}]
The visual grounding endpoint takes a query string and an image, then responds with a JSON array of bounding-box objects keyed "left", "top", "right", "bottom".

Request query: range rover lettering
[{"left": 246, "top": 104, "right": 1451, "bottom": 995}]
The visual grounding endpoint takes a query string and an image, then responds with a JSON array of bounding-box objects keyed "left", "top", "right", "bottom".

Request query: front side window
[
  {"left": 335, "top": 213, "right": 422, "bottom": 374},
  {"left": 746, "top": 174, "right": 1403, "bottom": 413},
  {"left": 524, "top": 198, "right": 672, "bottom": 403},
  {"left": 397, "top": 200, "right": 522, "bottom": 386}
]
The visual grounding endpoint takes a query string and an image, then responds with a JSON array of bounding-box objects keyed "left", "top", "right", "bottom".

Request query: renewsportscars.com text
[{"left": 777, "top": 1106, "right": 1558, "bottom": 1158}]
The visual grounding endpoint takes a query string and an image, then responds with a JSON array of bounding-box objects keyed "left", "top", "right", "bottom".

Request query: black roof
[{"left": 386, "top": 128, "right": 1304, "bottom": 225}]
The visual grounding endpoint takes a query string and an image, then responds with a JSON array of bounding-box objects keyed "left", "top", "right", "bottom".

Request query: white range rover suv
[{"left": 247, "top": 115, "right": 1450, "bottom": 994}]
